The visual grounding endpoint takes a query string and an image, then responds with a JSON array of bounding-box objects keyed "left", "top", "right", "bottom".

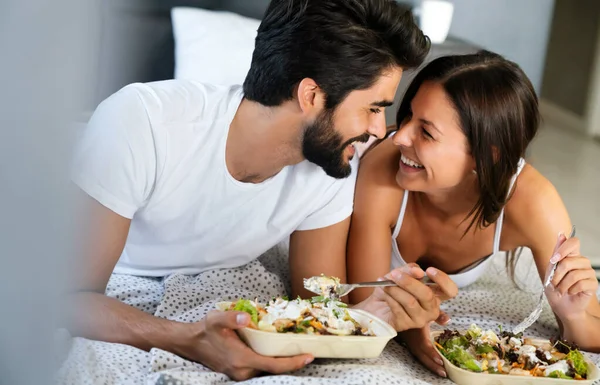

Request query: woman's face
[{"left": 392, "top": 81, "right": 476, "bottom": 193}]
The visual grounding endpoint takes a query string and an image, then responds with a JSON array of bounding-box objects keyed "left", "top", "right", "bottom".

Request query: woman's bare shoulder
[
  {"left": 358, "top": 137, "right": 404, "bottom": 190},
  {"left": 504, "top": 163, "right": 570, "bottom": 245},
  {"left": 354, "top": 137, "right": 405, "bottom": 224}
]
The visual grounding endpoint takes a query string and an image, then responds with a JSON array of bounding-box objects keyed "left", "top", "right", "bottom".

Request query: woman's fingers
[
  {"left": 567, "top": 277, "right": 598, "bottom": 296},
  {"left": 425, "top": 268, "right": 458, "bottom": 301},
  {"left": 434, "top": 310, "right": 452, "bottom": 326},
  {"left": 549, "top": 235, "right": 580, "bottom": 264},
  {"left": 552, "top": 256, "right": 591, "bottom": 287},
  {"left": 414, "top": 344, "right": 447, "bottom": 377},
  {"left": 555, "top": 267, "right": 598, "bottom": 296}
]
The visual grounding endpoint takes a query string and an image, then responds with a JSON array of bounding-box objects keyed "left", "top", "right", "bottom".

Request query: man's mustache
[{"left": 341, "top": 133, "right": 372, "bottom": 149}]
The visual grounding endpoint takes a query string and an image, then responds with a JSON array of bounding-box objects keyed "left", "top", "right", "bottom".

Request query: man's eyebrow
[{"left": 371, "top": 100, "right": 394, "bottom": 107}]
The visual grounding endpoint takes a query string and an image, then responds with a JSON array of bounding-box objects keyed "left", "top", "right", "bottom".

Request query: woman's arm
[
  {"left": 347, "top": 139, "right": 457, "bottom": 378},
  {"left": 347, "top": 139, "right": 403, "bottom": 304},
  {"left": 507, "top": 166, "right": 600, "bottom": 352}
]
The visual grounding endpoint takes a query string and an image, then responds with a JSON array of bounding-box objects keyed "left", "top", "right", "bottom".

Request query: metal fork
[
  {"left": 512, "top": 225, "right": 576, "bottom": 335},
  {"left": 303, "top": 279, "right": 397, "bottom": 299},
  {"left": 304, "top": 278, "right": 436, "bottom": 299}
]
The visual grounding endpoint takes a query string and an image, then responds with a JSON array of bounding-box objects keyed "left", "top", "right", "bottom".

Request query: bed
[
  {"left": 59, "top": 2, "right": 600, "bottom": 384},
  {"left": 57, "top": 244, "right": 600, "bottom": 385}
]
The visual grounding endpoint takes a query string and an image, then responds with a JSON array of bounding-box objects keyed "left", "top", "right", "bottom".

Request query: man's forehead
[{"left": 345, "top": 67, "right": 402, "bottom": 104}]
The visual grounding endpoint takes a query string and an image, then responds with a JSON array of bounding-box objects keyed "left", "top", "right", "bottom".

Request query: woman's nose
[{"left": 392, "top": 122, "right": 414, "bottom": 147}]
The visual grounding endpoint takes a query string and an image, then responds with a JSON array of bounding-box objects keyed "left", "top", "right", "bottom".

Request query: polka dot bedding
[{"left": 56, "top": 244, "right": 600, "bottom": 385}]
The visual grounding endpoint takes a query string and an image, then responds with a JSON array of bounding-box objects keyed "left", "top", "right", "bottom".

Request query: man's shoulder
[
  {"left": 118, "top": 80, "right": 242, "bottom": 122},
  {"left": 133, "top": 79, "right": 239, "bottom": 97}
]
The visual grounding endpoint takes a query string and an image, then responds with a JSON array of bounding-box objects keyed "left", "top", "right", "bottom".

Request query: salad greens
[{"left": 434, "top": 324, "right": 589, "bottom": 380}]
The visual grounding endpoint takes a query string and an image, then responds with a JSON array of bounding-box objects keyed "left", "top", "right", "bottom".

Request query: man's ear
[{"left": 296, "top": 78, "right": 326, "bottom": 118}]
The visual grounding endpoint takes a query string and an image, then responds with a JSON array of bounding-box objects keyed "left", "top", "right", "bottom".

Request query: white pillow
[{"left": 171, "top": 7, "right": 260, "bottom": 86}]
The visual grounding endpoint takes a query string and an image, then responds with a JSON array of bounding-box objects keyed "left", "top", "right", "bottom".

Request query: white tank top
[{"left": 390, "top": 158, "right": 526, "bottom": 288}]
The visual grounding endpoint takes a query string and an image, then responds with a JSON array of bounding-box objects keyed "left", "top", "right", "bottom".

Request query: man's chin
[
  {"left": 303, "top": 148, "right": 352, "bottom": 179},
  {"left": 321, "top": 162, "right": 352, "bottom": 179}
]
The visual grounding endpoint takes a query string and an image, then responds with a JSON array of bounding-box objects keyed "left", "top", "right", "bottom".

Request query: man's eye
[{"left": 370, "top": 108, "right": 381, "bottom": 114}]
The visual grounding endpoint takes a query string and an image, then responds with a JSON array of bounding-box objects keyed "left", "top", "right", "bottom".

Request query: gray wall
[
  {"left": 387, "top": 0, "right": 556, "bottom": 122},
  {"left": 1, "top": 0, "right": 100, "bottom": 383},
  {"left": 443, "top": 0, "right": 555, "bottom": 93},
  {"left": 89, "top": 0, "right": 272, "bottom": 111},
  {"left": 541, "top": 0, "right": 600, "bottom": 117}
]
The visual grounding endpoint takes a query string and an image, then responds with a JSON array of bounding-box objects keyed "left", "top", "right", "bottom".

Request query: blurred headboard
[
  {"left": 92, "top": 0, "right": 477, "bottom": 125},
  {"left": 92, "top": 0, "right": 269, "bottom": 109}
]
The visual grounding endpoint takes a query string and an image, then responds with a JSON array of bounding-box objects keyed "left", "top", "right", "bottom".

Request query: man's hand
[{"left": 177, "top": 310, "right": 314, "bottom": 381}]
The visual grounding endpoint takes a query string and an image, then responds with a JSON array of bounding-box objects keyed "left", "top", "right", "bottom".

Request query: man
[{"left": 67, "top": 0, "right": 455, "bottom": 380}]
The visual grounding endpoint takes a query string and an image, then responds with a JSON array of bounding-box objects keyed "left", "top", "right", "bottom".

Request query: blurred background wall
[{"left": 0, "top": 1, "right": 100, "bottom": 384}]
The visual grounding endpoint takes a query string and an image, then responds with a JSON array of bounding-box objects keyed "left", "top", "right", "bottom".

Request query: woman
[{"left": 347, "top": 50, "right": 600, "bottom": 377}]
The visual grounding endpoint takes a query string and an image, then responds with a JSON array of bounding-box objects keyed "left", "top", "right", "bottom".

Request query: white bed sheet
[{"left": 56, "top": 244, "right": 600, "bottom": 385}]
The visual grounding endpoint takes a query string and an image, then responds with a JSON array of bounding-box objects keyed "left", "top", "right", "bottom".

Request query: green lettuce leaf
[
  {"left": 444, "top": 346, "right": 482, "bottom": 372},
  {"left": 233, "top": 299, "right": 258, "bottom": 325},
  {"left": 476, "top": 344, "right": 495, "bottom": 355},
  {"left": 466, "top": 324, "right": 482, "bottom": 340},
  {"left": 442, "top": 335, "right": 469, "bottom": 351},
  {"left": 566, "top": 350, "right": 588, "bottom": 377},
  {"left": 548, "top": 370, "right": 572, "bottom": 379}
]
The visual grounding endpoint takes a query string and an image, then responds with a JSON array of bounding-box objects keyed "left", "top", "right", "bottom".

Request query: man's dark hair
[{"left": 243, "top": 0, "right": 430, "bottom": 109}]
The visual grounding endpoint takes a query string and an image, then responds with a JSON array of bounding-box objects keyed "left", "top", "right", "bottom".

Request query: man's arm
[
  {"left": 289, "top": 218, "right": 351, "bottom": 299},
  {"left": 65, "top": 191, "right": 312, "bottom": 380},
  {"left": 66, "top": 84, "right": 312, "bottom": 380},
  {"left": 65, "top": 191, "right": 192, "bottom": 351}
]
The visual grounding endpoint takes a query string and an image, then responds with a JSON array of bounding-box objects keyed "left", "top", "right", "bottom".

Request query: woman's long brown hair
[{"left": 395, "top": 50, "right": 540, "bottom": 282}]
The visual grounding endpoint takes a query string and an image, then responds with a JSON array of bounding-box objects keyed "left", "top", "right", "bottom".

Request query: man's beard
[{"left": 302, "top": 108, "right": 371, "bottom": 179}]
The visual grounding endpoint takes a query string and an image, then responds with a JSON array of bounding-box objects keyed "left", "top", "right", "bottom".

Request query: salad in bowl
[
  {"left": 432, "top": 324, "right": 599, "bottom": 384},
  {"left": 216, "top": 294, "right": 396, "bottom": 358},
  {"left": 219, "top": 296, "right": 373, "bottom": 336}
]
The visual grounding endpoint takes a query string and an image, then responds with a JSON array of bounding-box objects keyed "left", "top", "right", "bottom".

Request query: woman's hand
[
  {"left": 397, "top": 324, "right": 447, "bottom": 377},
  {"left": 353, "top": 264, "right": 457, "bottom": 332},
  {"left": 545, "top": 233, "right": 598, "bottom": 320}
]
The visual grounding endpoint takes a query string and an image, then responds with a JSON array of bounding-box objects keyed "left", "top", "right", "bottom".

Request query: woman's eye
[
  {"left": 421, "top": 127, "right": 433, "bottom": 139},
  {"left": 370, "top": 108, "right": 381, "bottom": 114}
]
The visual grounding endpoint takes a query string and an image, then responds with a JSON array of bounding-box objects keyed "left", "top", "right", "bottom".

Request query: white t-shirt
[{"left": 72, "top": 80, "right": 358, "bottom": 276}]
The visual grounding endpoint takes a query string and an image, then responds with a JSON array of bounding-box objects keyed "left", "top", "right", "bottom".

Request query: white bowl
[
  {"left": 216, "top": 301, "right": 396, "bottom": 358},
  {"left": 430, "top": 331, "right": 600, "bottom": 385}
]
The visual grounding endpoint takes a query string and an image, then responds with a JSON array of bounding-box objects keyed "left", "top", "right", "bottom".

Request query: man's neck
[{"left": 226, "top": 98, "right": 305, "bottom": 183}]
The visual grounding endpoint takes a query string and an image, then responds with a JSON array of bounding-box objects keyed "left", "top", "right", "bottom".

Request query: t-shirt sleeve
[
  {"left": 296, "top": 156, "right": 359, "bottom": 231},
  {"left": 71, "top": 84, "right": 157, "bottom": 219}
]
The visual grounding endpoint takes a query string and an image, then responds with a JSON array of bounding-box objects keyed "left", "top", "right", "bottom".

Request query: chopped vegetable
[
  {"left": 434, "top": 324, "right": 588, "bottom": 380},
  {"left": 233, "top": 299, "right": 258, "bottom": 325},
  {"left": 476, "top": 344, "right": 495, "bottom": 355},
  {"left": 551, "top": 337, "right": 579, "bottom": 354},
  {"left": 444, "top": 346, "right": 481, "bottom": 372},
  {"left": 224, "top": 297, "right": 374, "bottom": 336},
  {"left": 548, "top": 370, "right": 572, "bottom": 379},
  {"left": 466, "top": 324, "right": 482, "bottom": 340},
  {"left": 566, "top": 350, "right": 587, "bottom": 377}
]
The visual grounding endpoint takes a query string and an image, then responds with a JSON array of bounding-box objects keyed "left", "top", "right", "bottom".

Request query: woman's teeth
[{"left": 401, "top": 153, "right": 424, "bottom": 168}]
